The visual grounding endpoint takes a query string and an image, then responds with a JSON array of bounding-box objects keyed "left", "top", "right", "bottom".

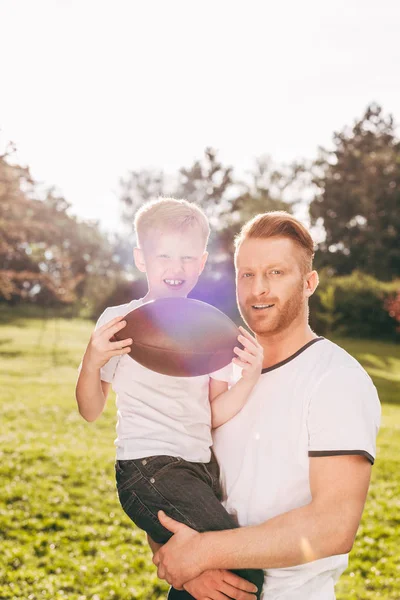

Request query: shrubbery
[{"left": 310, "top": 271, "right": 400, "bottom": 339}]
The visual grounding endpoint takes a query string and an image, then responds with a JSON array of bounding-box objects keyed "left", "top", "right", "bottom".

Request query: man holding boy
[
  {"left": 152, "top": 212, "right": 381, "bottom": 599},
  {"left": 76, "top": 198, "right": 266, "bottom": 599}
]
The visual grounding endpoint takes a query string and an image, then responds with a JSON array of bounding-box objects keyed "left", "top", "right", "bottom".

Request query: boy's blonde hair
[
  {"left": 234, "top": 211, "right": 315, "bottom": 274},
  {"left": 134, "top": 197, "right": 210, "bottom": 250}
]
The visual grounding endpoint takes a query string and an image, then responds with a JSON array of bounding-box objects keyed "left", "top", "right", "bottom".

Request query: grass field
[{"left": 0, "top": 315, "right": 399, "bottom": 600}]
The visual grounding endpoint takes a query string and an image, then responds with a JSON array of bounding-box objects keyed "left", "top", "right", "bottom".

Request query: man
[{"left": 152, "top": 211, "right": 381, "bottom": 600}]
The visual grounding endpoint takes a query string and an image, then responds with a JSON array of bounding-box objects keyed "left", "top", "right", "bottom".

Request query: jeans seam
[
  {"left": 116, "top": 462, "right": 143, "bottom": 491},
  {"left": 145, "top": 458, "right": 182, "bottom": 479},
  {"left": 119, "top": 485, "right": 164, "bottom": 526},
  {"left": 144, "top": 476, "right": 199, "bottom": 530}
]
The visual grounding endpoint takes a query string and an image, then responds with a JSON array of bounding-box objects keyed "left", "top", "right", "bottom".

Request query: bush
[{"left": 310, "top": 271, "right": 400, "bottom": 340}]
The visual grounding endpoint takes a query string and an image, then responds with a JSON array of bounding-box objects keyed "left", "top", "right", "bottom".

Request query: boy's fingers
[
  {"left": 109, "top": 320, "right": 128, "bottom": 335},
  {"left": 234, "top": 347, "right": 254, "bottom": 363},
  {"left": 237, "top": 338, "right": 263, "bottom": 361},
  {"left": 96, "top": 320, "right": 128, "bottom": 340},
  {"left": 96, "top": 315, "right": 126, "bottom": 334},
  {"left": 238, "top": 326, "right": 263, "bottom": 349},
  {"left": 109, "top": 347, "right": 131, "bottom": 357},
  {"left": 238, "top": 335, "right": 258, "bottom": 351},
  {"left": 110, "top": 338, "right": 133, "bottom": 350}
]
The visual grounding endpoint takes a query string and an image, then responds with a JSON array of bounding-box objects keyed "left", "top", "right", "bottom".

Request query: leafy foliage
[
  {"left": 310, "top": 104, "right": 400, "bottom": 279},
  {"left": 0, "top": 143, "right": 122, "bottom": 308},
  {"left": 310, "top": 271, "right": 400, "bottom": 339}
]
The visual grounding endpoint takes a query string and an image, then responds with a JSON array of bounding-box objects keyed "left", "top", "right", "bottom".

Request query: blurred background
[{"left": 1, "top": 1, "right": 399, "bottom": 599}]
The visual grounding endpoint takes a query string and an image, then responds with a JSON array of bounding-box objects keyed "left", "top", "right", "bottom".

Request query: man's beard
[{"left": 238, "top": 281, "right": 305, "bottom": 336}]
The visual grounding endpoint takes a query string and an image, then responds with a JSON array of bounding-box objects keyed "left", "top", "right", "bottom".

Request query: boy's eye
[
  {"left": 182, "top": 256, "right": 194, "bottom": 261},
  {"left": 159, "top": 254, "right": 169, "bottom": 259}
]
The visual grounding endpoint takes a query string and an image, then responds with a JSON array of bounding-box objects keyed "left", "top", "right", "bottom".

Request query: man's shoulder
[{"left": 311, "top": 338, "right": 375, "bottom": 391}]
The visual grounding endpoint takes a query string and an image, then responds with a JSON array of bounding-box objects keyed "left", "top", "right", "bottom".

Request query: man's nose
[{"left": 251, "top": 275, "right": 269, "bottom": 297}]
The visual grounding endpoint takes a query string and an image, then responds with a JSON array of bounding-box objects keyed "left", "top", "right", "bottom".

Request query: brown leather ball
[{"left": 114, "top": 297, "right": 240, "bottom": 377}]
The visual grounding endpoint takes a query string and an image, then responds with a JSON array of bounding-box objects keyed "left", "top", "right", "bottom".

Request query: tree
[
  {"left": 0, "top": 140, "right": 121, "bottom": 307},
  {"left": 217, "top": 156, "right": 294, "bottom": 259},
  {"left": 309, "top": 104, "right": 400, "bottom": 280},
  {"left": 119, "top": 168, "right": 167, "bottom": 228},
  {"left": 118, "top": 150, "right": 294, "bottom": 261},
  {"left": 175, "top": 147, "right": 235, "bottom": 225}
]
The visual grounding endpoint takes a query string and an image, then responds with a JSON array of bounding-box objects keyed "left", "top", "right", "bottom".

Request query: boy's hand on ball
[
  {"left": 84, "top": 316, "right": 132, "bottom": 370},
  {"left": 233, "top": 326, "right": 264, "bottom": 383}
]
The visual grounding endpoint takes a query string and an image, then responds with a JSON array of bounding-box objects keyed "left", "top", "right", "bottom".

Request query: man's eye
[
  {"left": 159, "top": 255, "right": 169, "bottom": 259},
  {"left": 182, "top": 256, "right": 193, "bottom": 261},
  {"left": 271, "top": 270, "right": 282, "bottom": 275},
  {"left": 243, "top": 273, "right": 253, "bottom": 278}
]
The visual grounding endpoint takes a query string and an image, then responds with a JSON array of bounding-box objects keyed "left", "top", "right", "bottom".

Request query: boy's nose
[{"left": 166, "top": 259, "right": 186, "bottom": 275}]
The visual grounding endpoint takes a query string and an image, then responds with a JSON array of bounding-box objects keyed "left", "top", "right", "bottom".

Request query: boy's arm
[
  {"left": 75, "top": 316, "right": 132, "bottom": 422},
  {"left": 210, "top": 327, "right": 263, "bottom": 429}
]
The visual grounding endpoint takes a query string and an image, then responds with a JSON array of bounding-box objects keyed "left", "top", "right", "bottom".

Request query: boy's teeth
[{"left": 165, "top": 279, "right": 184, "bottom": 286}]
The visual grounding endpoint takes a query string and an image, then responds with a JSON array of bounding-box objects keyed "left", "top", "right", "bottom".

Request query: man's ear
[
  {"left": 199, "top": 251, "right": 208, "bottom": 274},
  {"left": 305, "top": 270, "right": 319, "bottom": 297},
  {"left": 133, "top": 247, "right": 147, "bottom": 273}
]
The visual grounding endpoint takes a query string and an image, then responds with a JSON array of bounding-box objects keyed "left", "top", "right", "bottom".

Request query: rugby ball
[{"left": 114, "top": 297, "right": 239, "bottom": 377}]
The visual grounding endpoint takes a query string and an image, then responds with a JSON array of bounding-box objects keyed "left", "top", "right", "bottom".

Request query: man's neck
[{"left": 257, "top": 320, "right": 318, "bottom": 370}]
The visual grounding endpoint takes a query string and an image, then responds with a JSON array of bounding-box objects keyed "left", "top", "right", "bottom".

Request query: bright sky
[{"left": 1, "top": 0, "right": 400, "bottom": 233}]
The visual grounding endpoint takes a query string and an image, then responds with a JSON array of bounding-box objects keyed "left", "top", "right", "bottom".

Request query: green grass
[{"left": 0, "top": 315, "right": 399, "bottom": 600}]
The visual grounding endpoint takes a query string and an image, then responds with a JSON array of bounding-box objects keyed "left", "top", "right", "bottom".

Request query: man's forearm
[
  {"left": 199, "top": 501, "right": 353, "bottom": 571},
  {"left": 75, "top": 359, "right": 106, "bottom": 422}
]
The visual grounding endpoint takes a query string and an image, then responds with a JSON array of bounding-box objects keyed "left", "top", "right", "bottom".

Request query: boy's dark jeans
[{"left": 115, "top": 454, "right": 264, "bottom": 600}]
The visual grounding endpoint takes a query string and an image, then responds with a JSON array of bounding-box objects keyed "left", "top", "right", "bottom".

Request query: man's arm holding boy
[
  {"left": 147, "top": 535, "right": 258, "bottom": 599},
  {"left": 153, "top": 366, "right": 381, "bottom": 589}
]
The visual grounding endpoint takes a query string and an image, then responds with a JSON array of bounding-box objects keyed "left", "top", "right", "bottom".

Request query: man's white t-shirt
[
  {"left": 212, "top": 337, "right": 381, "bottom": 600},
  {"left": 92, "top": 299, "right": 232, "bottom": 463}
]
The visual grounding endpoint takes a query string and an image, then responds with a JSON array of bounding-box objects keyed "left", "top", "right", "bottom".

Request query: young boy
[{"left": 76, "top": 198, "right": 265, "bottom": 599}]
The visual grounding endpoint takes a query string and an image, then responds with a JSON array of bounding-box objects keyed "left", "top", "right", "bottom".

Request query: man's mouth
[
  {"left": 251, "top": 303, "right": 275, "bottom": 310},
  {"left": 164, "top": 279, "right": 185, "bottom": 288}
]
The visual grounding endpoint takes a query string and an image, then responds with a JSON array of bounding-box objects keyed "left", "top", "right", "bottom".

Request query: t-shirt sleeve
[
  {"left": 209, "top": 361, "right": 234, "bottom": 384},
  {"left": 307, "top": 366, "right": 381, "bottom": 465},
  {"left": 77, "top": 308, "right": 122, "bottom": 384}
]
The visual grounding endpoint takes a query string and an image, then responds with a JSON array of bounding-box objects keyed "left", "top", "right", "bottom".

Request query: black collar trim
[{"left": 261, "top": 337, "right": 324, "bottom": 374}]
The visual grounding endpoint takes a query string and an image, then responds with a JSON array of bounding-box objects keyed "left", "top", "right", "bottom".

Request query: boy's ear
[
  {"left": 199, "top": 251, "right": 208, "bottom": 274},
  {"left": 133, "top": 247, "right": 147, "bottom": 273}
]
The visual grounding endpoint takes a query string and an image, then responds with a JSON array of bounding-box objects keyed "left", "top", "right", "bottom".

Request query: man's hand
[
  {"left": 153, "top": 511, "right": 206, "bottom": 589},
  {"left": 184, "top": 570, "right": 258, "bottom": 600},
  {"left": 233, "top": 326, "right": 264, "bottom": 384},
  {"left": 147, "top": 534, "right": 163, "bottom": 556},
  {"left": 83, "top": 316, "right": 132, "bottom": 370}
]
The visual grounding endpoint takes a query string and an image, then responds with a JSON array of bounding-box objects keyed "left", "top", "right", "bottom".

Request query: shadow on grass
[
  {"left": 370, "top": 375, "right": 400, "bottom": 406},
  {"left": 0, "top": 350, "right": 23, "bottom": 358}
]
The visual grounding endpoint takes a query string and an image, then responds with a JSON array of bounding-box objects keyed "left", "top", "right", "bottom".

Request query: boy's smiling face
[{"left": 134, "top": 225, "right": 208, "bottom": 300}]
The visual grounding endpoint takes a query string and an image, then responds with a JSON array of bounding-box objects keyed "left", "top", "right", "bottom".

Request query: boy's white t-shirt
[
  {"left": 212, "top": 337, "right": 381, "bottom": 600},
  {"left": 92, "top": 299, "right": 232, "bottom": 463}
]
